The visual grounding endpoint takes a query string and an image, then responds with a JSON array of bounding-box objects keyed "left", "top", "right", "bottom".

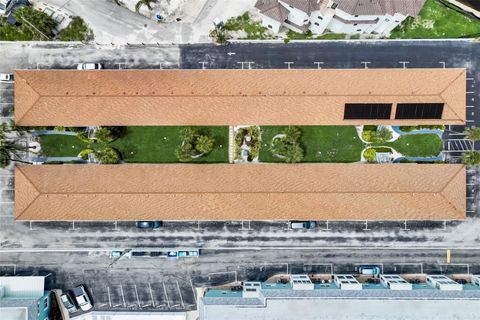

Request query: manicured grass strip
[
  {"left": 39, "top": 134, "right": 87, "bottom": 157},
  {"left": 108, "top": 126, "right": 229, "bottom": 163},
  {"left": 390, "top": 0, "right": 480, "bottom": 39},
  {"left": 39, "top": 127, "right": 229, "bottom": 163},
  {"left": 376, "top": 134, "right": 443, "bottom": 157},
  {"left": 260, "top": 126, "right": 364, "bottom": 163}
]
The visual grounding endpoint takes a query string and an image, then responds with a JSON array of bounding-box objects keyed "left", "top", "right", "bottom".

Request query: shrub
[
  {"left": 95, "top": 127, "right": 115, "bottom": 143},
  {"left": 195, "top": 135, "right": 215, "bottom": 154},
  {"left": 78, "top": 148, "right": 93, "bottom": 160},
  {"left": 57, "top": 17, "right": 93, "bottom": 41},
  {"left": 363, "top": 148, "right": 377, "bottom": 162},
  {"left": 362, "top": 127, "right": 392, "bottom": 143},
  {"left": 94, "top": 147, "right": 120, "bottom": 164},
  {"left": 175, "top": 127, "right": 216, "bottom": 162},
  {"left": 462, "top": 150, "right": 480, "bottom": 166},
  {"left": 54, "top": 126, "right": 65, "bottom": 131},
  {"left": 269, "top": 126, "right": 304, "bottom": 163},
  {"left": 76, "top": 131, "right": 93, "bottom": 143}
]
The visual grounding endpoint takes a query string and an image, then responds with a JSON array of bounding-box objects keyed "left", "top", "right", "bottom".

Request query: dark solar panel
[
  {"left": 395, "top": 103, "right": 444, "bottom": 119},
  {"left": 344, "top": 104, "right": 392, "bottom": 120}
]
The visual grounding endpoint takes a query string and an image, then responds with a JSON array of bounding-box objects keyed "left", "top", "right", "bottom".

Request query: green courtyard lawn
[
  {"left": 109, "top": 126, "right": 228, "bottom": 163},
  {"left": 260, "top": 126, "right": 364, "bottom": 163},
  {"left": 378, "top": 133, "right": 443, "bottom": 157},
  {"left": 390, "top": 0, "right": 480, "bottom": 39},
  {"left": 38, "top": 126, "right": 229, "bottom": 163},
  {"left": 39, "top": 134, "right": 87, "bottom": 157}
]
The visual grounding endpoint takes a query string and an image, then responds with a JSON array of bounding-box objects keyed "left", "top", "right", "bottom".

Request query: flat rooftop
[
  {"left": 15, "top": 164, "right": 465, "bottom": 221},
  {"left": 14, "top": 68, "right": 466, "bottom": 126}
]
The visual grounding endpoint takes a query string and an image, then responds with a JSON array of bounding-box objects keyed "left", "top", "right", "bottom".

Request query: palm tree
[
  {"left": 462, "top": 150, "right": 480, "bottom": 166},
  {"left": 135, "top": 0, "right": 159, "bottom": 12},
  {"left": 0, "top": 134, "right": 31, "bottom": 167},
  {"left": 464, "top": 127, "right": 480, "bottom": 141}
]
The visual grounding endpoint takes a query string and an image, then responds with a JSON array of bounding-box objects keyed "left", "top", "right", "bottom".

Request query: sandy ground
[{"left": 35, "top": 0, "right": 257, "bottom": 44}]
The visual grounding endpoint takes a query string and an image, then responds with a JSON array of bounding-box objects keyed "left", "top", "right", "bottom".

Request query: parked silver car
[{"left": 60, "top": 293, "right": 78, "bottom": 314}]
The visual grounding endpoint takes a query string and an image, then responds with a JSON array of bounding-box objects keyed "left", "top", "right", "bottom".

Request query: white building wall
[
  {"left": 258, "top": 14, "right": 283, "bottom": 33},
  {"left": 309, "top": 9, "right": 334, "bottom": 34},
  {"left": 257, "top": 2, "right": 411, "bottom": 36},
  {"left": 279, "top": 0, "right": 309, "bottom": 25}
]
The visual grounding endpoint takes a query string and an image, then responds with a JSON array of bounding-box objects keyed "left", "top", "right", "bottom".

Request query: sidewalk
[{"left": 40, "top": 0, "right": 256, "bottom": 44}]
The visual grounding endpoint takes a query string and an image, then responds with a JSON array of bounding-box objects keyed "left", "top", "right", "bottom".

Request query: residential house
[{"left": 254, "top": 0, "right": 426, "bottom": 36}]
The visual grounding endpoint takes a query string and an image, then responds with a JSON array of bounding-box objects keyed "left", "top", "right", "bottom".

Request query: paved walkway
[
  {"left": 228, "top": 126, "right": 235, "bottom": 163},
  {"left": 31, "top": 130, "right": 77, "bottom": 136}
]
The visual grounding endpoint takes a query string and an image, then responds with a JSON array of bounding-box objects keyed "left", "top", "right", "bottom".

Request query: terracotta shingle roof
[
  {"left": 14, "top": 68, "right": 466, "bottom": 126},
  {"left": 255, "top": 0, "right": 289, "bottom": 22},
  {"left": 15, "top": 164, "right": 466, "bottom": 221}
]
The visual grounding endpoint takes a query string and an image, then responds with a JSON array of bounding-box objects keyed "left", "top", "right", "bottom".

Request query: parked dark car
[{"left": 135, "top": 221, "right": 162, "bottom": 229}]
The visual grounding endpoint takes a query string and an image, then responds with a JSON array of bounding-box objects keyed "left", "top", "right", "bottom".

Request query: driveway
[{"left": 37, "top": 0, "right": 256, "bottom": 44}]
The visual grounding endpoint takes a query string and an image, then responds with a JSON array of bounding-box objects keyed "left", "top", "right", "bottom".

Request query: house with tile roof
[{"left": 254, "top": 0, "right": 426, "bottom": 35}]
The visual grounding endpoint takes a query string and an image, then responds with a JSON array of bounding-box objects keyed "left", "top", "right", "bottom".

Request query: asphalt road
[{"left": 1, "top": 248, "right": 479, "bottom": 312}]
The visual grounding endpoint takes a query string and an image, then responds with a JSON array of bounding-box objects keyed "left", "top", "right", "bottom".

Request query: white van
[{"left": 290, "top": 221, "right": 317, "bottom": 229}]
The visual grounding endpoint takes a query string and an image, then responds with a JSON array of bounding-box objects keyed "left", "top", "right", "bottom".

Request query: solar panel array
[
  {"left": 395, "top": 103, "right": 444, "bottom": 120},
  {"left": 343, "top": 103, "right": 392, "bottom": 120}
]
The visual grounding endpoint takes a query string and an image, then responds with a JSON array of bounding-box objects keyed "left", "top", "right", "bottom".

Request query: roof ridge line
[
  {"left": 439, "top": 70, "right": 466, "bottom": 121},
  {"left": 17, "top": 166, "right": 41, "bottom": 194},
  {"left": 38, "top": 191, "right": 445, "bottom": 195},
  {"left": 16, "top": 193, "right": 41, "bottom": 220},
  {"left": 14, "top": 72, "right": 41, "bottom": 124},
  {"left": 439, "top": 164, "right": 465, "bottom": 193}
]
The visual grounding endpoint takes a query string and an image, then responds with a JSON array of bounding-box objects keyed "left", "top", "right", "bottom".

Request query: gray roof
[
  {"left": 256, "top": 0, "right": 426, "bottom": 17},
  {"left": 281, "top": 0, "right": 322, "bottom": 14},
  {"left": 336, "top": 0, "right": 426, "bottom": 17},
  {"left": 255, "top": 0, "right": 290, "bottom": 22}
]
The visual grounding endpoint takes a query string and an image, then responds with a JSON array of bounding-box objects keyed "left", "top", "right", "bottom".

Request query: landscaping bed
[
  {"left": 260, "top": 126, "right": 364, "bottom": 163},
  {"left": 39, "top": 126, "right": 228, "bottom": 163},
  {"left": 390, "top": 0, "right": 480, "bottom": 39}
]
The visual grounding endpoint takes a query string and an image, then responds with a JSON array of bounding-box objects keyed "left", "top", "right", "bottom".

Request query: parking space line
[
  {"left": 134, "top": 284, "right": 141, "bottom": 307},
  {"left": 438, "top": 263, "right": 470, "bottom": 274},
  {"left": 149, "top": 283, "right": 156, "bottom": 308},
  {"left": 284, "top": 62, "right": 294, "bottom": 69},
  {"left": 199, "top": 61, "right": 208, "bottom": 69},
  {"left": 119, "top": 285, "right": 126, "bottom": 308},
  {"left": 162, "top": 282, "right": 170, "bottom": 308},
  {"left": 314, "top": 62, "right": 324, "bottom": 69},
  {"left": 176, "top": 280, "right": 185, "bottom": 309},
  {"left": 107, "top": 286, "right": 112, "bottom": 307},
  {"left": 392, "top": 262, "right": 423, "bottom": 274},
  {"left": 189, "top": 278, "right": 197, "bottom": 303}
]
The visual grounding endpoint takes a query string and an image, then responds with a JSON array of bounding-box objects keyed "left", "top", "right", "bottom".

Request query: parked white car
[
  {"left": 77, "top": 63, "right": 103, "bottom": 70},
  {"left": 71, "top": 285, "right": 93, "bottom": 312},
  {"left": 0, "top": 73, "right": 13, "bottom": 82},
  {"left": 32, "top": 1, "right": 72, "bottom": 34}
]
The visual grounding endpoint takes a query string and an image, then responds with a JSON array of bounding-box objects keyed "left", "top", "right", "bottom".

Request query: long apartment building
[
  {"left": 14, "top": 68, "right": 467, "bottom": 222},
  {"left": 200, "top": 274, "right": 480, "bottom": 320},
  {"left": 254, "top": 0, "right": 426, "bottom": 36}
]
